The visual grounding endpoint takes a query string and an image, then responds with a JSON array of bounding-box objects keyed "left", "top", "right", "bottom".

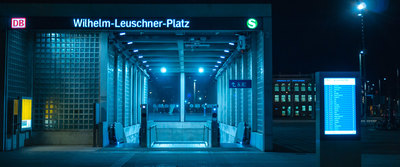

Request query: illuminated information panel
[{"left": 324, "top": 78, "right": 356, "bottom": 135}]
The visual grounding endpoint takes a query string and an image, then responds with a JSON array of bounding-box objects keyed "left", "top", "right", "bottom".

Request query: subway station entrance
[{"left": 0, "top": 3, "right": 272, "bottom": 151}]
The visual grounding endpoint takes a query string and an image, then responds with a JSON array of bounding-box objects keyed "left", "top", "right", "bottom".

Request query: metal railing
[
  {"left": 203, "top": 124, "right": 211, "bottom": 147},
  {"left": 148, "top": 124, "right": 158, "bottom": 147}
]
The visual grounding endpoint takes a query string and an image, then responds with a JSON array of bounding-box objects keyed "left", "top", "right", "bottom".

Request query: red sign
[{"left": 11, "top": 18, "right": 26, "bottom": 29}]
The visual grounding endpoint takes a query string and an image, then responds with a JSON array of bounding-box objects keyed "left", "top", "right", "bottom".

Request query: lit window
[
  {"left": 282, "top": 106, "right": 286, "bottom": 116},
  {"left": 281, "top": 83, "right": 286, "bottom": 91},
  {"left": 281, "top": 95, "right": 286, "bottom": 102},
  {"left": 301, "top": 95, "right": 306, "bottom": 102},
  {"left": 308, "top": 95, "right": 313, "bottom": 102},
  {"left": 294, "top": 83, "right": 299, "bottom": 91},
  {"left": 294, "top": 95, "right": 299, "bottom": 102},
  {"left": 287, "top": 106, "right": 292, "bottom": 116},
  {"left": 288, "top": 95, "right": 291, "bottom": 102},
  {"left": 274, "top": 95, "right": 280, "bottom": 102},
  {"left": 301, "top": 83, "right": 306, "bottom": 91},
  {"left": 274, "top": 84, "right": 279, "bottom": 91},
  {"left": 302, "top": 105, "right": 306, "bottom": 111},
  {"left": 308, "top": 83, "right": 312, "bottom": 91},
  {"left": 309, "top": 105, "right": 312, "bottom": 111},
  {"left": 287, "top": 83, "right": 291, "bottom": 91}
]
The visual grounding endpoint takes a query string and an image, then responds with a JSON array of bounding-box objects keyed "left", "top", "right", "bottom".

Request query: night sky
[
  {"left": 272, "top": 0, "right": 400, "bottom": 81},
  {"left": 4, "top": 0, "right": 400, "bottom": 81}
]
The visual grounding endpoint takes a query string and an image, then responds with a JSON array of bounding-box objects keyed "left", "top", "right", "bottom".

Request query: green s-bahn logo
[{"left": 247, "top": 18, "right": 258, "bottom": 29}]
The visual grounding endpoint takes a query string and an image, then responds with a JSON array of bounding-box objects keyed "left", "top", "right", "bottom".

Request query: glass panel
[
  {"left": 288, "top": 95, "right": 291, "bottom": 102},
  {"left": 281, "top": 95, "right": 286, "bottom": 102},
  {"left": 185, "top": 75, "right": 215, "bottom": 122},
  {"left": 294, "top": 95, "right": 299, "bottom": 102},
  {"left": 308, "top": 95, "right": 313, "bottom": 102},
  {"left": 148, "top": 74, "right": 180, "bottom": 122}
]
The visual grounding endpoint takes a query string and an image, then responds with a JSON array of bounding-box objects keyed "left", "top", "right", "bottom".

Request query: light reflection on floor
[{"left": 151, "top": 141, "right": 207, "bottom": 148}]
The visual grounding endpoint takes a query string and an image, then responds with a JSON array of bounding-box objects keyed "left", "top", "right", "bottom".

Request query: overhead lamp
[
  {"left": 229, "top": 42, "right": 235, "bottom": 46},
  {"left": 143, "top": 61, "right": 147, "bottom": 63},
  {"left": 357, "top": 2, "right": 366, "bottom": 10},
  {"left": 119, "top": 32, "right": 126, "bottom": 36},
  {"left": 215, "top": 65, "right": 219, "bottom": 68},
  {"left": 127, "top": 41, "right": 133, "bottom": 45},
  {"left": 213, "top": 69, "right": 217, "bottom": 71},
  {"left": 138, "top": 55, "right": 143, "bottom": 59},
  {"left": 149, "top": 68, "right": 152, "bottom": 71},
  {"left": 217, "top": 61, "right": 222, "bottom": 64},
  {"left": 224, "top": 50, "right": 229, "bottom": 53},
  {"left": 133, "top": 49, "right": 139, "bottom": 53},
  {"left": 146, "top": 65, "right": 149, "bottom": 67},
  {"left": 220, "top": 56, "right": 225, "bottom": 59},
  {"left": 161, "top": 67, "right": 167, "bottom": 73},
  {"left": 198, "top": 67, "right": 204, "bottom": 73}
]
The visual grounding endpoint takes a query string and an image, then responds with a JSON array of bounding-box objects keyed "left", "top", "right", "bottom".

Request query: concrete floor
[{"left": 0, "top": 120, "right": 399, "bottom": 167}]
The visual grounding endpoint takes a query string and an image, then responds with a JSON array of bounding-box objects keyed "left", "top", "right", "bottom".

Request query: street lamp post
[{"left": 357, "top": 1, "right": 367, "bottom": 120}]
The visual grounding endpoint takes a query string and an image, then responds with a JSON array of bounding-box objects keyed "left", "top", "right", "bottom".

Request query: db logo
[{"left": 11, "top": 18, "right": 26, "bottom": 29}]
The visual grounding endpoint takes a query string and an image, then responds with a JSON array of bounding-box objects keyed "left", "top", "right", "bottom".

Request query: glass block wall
[
  {"left": 216, "top": 31, "right": 264, "bottom": 133},
  {"left": 33, "top": 32, "right": 100, "bottom": 130},
  {"left": 7, "top": 30, "right": 31, "bottom": 103}
]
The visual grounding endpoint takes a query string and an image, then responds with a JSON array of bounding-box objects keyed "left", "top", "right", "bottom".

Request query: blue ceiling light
[
  {"left": 229, "top": 42, "right": 235, "bottom": 46},
  {"left": 146, "top": 64, "right": 149, "bottom": 67},
  {"left": 127, "top": 41, "right": 133, "bottom": 45},
  {"left": 133, "top": 49, "right": 139, "bottom": 53},
  {"left": 142, "top": 61, "right": 147, "bottom": 63},
  {"left": 217, "top": 61, "right": 222, "bottom": 64},
  {"left": 119, "top": 32, "right": 126, "bottom": 36},
  {"left": 198, "top": 67, "right": 204, "bottom": 73},
  {"left": 215, "top": 65, "right": 219, "bottom": 68},
  {"left": 213, "top": 69, "right": 217, "bottom": 71},
  {"left": 138, "top": 55, "right": 143, "bottom": 59},
  {"left": 357, "top": 2, "right": 366, "bottom": 10},
  {"left": 220, "top": 56, "right": 225, "bottom": 59},
  {"left": 224, "top": 50, "right": 229, "bottom": 53},
  {"left": 161, "top": 67, "right": 167, "bottom": 73}
]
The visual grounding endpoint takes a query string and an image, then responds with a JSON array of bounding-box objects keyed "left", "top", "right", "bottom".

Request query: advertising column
[{"left": 316, "top": 72, "right": 361, "bottom": 167}]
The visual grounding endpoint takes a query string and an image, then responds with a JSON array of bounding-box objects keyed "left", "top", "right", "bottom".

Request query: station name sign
[
  {"left": 73, "top": 18, "right": 190, "bottom": 29},
  {"left": 9, "top": 17, "right": 262, "bottom": 30}
]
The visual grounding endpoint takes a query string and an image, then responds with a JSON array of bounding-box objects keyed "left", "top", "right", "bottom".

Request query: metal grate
[{"left": 33, "top": 32, "right": 100, "bottom": 130}]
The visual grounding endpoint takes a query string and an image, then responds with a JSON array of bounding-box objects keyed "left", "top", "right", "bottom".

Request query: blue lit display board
[
  {"left": 315, "top": 72, "right": 360, "bottom": 140},
  {"left": 324, "top": 78, "right": 356, "bottom": 135}
]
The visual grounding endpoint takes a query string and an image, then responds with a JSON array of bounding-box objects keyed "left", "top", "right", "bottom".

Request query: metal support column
[
  {"left": 178, "top": 40, "right": 185, "bottom": 122},
  {"left": 263, "top": 17, "right": 273, "bottom": 152},
  {"left": 180, "top": 73, "right": 185, "bottom": 122}
]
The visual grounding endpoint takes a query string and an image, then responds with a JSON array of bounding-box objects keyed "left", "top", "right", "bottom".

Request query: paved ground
[
  {"left": 0, "top": 120, "right": 399, "bottom": 167},
  {"left": 272, "top": 120, "right": 400, "bottom": 154}
]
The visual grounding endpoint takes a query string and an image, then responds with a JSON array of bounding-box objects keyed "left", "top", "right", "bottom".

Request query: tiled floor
[{"left": 1, "top": 120, "right": 399, "bottom": 167}]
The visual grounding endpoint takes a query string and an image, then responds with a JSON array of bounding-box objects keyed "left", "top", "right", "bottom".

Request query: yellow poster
[{"left": 21, "top": 98, "right": 32, "bottom": 129}]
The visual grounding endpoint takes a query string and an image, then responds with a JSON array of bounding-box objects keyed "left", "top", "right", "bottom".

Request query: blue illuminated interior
[{"left": 324, "top": 78, "right": 356, "bottom": 135}]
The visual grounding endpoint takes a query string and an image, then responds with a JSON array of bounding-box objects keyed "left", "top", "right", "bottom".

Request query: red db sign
[{"left": 11, "top": 18, "right": 26, "bottom": 29}]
